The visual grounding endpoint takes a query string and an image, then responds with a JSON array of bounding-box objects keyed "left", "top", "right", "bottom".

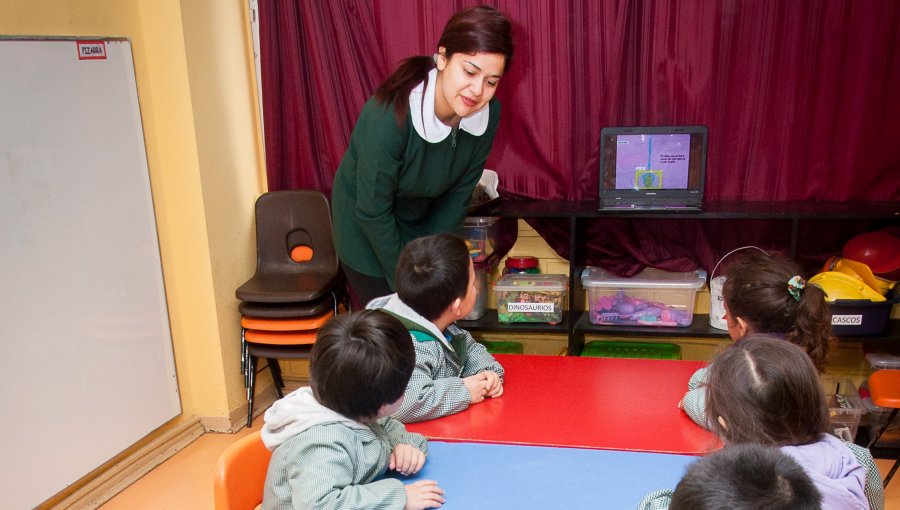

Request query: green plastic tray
[
  {"left": 477, "top": 340, "right": 524, "bottom": 354},
  {"left": 581, "top": 340, "right": 681, "bottom": 360}
]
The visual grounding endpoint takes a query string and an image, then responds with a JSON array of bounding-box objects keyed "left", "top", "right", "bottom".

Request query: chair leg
[
  {"left": 885, "top": 458, "right": 900, "bottom": 488},
  {"left": 869, "top": 407, "right": 900, "bottom": 487},
  {"left": 240, "top": 327, "right": 247, "bottom": 376},
  {"left": 268, "top": 358, "right": 285, "bottom": 398},
  {"left": 869, "top": 408, "right": 900, "bottom": 448},
  {"left": 247, "top": 355, "right": 257, "bottom": 428}
]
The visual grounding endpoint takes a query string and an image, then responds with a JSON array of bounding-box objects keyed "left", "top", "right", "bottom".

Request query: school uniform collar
[
  {"left": 409, "top": 67, "right": 490, "bottom": 143},
  {"left": 367, "top": 293, "right": 453, "bottom": 351}
]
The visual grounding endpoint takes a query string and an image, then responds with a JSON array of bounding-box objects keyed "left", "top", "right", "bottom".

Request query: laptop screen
[{"left": 599, "top": 126, "right": 707, "bottom": 208}]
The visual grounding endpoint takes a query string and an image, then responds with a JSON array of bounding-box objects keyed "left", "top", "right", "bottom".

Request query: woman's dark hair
[
  {"left": 723, "top": 253, "right": 832, "bottom": 372},
  {"left": 705, "top": 334, "right": 829, "bottom": 447},
  {"left": 396, "top": 233, "right": 471, "bottom": 321},
  {"left": 374, "top": 4, "right": 513, "bottom": 126},
  {"left": 310, "top": 310, "right": 415, "bottom": 421}
]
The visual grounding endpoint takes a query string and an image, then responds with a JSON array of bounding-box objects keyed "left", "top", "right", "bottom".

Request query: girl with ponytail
[
  {"left": 680, "top": 252, "right": 833, "bottom": 427},
  {"left": 331, "top": 5, "right": 514, "bottom": 306}
]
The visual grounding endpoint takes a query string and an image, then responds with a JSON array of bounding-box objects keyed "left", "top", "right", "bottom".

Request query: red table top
[{"left": 405, "top": 354, "right": 721, "bottom": 455}]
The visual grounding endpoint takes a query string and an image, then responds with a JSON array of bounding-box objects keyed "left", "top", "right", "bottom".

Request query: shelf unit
[{"left": 458, "top": 200, "right": 900, "bottom": 355}]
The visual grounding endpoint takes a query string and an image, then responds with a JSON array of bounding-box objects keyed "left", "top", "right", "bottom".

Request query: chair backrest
[
  {"left": 255, "top": 190, "right": 338, "bottom": 276},
  {"left": 214, "top": 431, "right": 272, "bottom": 510},
  {"left": 869, "top": 369, "right": 900, "bottom": 408}
]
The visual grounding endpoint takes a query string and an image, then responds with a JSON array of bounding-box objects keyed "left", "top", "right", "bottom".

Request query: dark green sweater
[{"left": 332, "top": 96, "right": 500, "bottom": 288}]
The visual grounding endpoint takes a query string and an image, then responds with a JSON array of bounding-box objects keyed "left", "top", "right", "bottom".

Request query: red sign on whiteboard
[{"left": 76, "top": 41, "right": 107, "bottom": 60}]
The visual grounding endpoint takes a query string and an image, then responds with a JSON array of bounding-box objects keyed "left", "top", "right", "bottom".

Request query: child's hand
[
  {"left": 390, "top": 443, "right": 426, "bottom": 476},
  {"left": 482, "top": 370, "right": 504, "bottom": 397},
  {"left": 404, "top": 480, "right": 444, "bottom": 510},
  {"left": 463, "top": 373, "right": 489, "bottom": 403}
]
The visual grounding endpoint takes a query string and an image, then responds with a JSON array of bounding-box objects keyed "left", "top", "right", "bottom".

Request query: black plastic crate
[{"left": 830, "top": 297, "right": 898, "bottom": 336}]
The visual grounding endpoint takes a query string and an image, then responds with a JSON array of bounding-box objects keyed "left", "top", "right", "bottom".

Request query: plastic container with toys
[
  {"left": 580, "top": 267, "right": 706, "bottom": 327},
  {"left": 503, "top": 256, "right": 540, "bottom": 275},
  {"left": 459, "top": 217, "right": 499, "bottom": 262},
  {"left": 463, "top": 255, "right": 498, "bottom": 321},
  {"left": 494, "top": 273, "right": 568, "bottom": 324},
  {"left": 822, "top": 376, "right": 866, "bottom": 442}
]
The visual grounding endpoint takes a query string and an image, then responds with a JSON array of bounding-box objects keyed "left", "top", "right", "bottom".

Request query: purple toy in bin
[
  {"left": 581, "top": 267, "right": 707, "bottom": 327},
  {"left": 591, "top": 290, "right": 693, "bottom": 326}
]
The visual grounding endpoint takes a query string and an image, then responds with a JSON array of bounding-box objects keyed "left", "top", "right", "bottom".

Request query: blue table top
[{"left": 393, "top": 441, "right": 696, "bottom": 509}]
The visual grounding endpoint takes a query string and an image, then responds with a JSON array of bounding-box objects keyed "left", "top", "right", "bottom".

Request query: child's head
[
  {"left": 669, "top": 443, "right": 821, "bottom": 510},
  {"left": 310, "top": 310, "right": 415, "bottom": 422},
  {"left": 705, "top": 334, "right": 829, "bottom": 447},
  {"left": 722, "top": 252, "right": 831, "bottom": 372},
  {"left": 396, "top": 233, "right": 475, "bottom": 322}
]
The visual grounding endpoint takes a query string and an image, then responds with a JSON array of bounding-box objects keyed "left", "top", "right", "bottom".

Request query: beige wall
[{"left": 0, "top": 0, "right": 262, "bottom": 428}]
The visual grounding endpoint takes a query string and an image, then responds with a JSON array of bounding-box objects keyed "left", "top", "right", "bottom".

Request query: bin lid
[
  {"left": 505, "top": 256, "right": 539, "bottom": 269},
  {"left": 580, "top": 267, "right": 707, "bottom": 290},
  {"left": 494, "top": 273, "right": 568, "bottom": 292},
  {"left": 464, "top": 216, "right": 499, "bottom": 227},
  {"left": 866, "top": 352, "right": 900, "bottom": 370}
]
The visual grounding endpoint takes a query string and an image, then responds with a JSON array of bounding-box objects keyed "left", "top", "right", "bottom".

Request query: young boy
[
  {"left": 637, "top": 444, "right": 822, "bottom": 510},
  {"left": 367, "top": 233, "right": 504, "bottom": 423},
  {"left": 261, "top": 310, "right": 445, "bottom": 510}
]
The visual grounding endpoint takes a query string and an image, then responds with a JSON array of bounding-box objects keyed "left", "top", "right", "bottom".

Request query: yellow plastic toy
[
  {"left": 823, "top": 256, "right": 896, "bottom": 296},
  {"left": 809, "top": 271, "right": 886, "bottom": 302}
]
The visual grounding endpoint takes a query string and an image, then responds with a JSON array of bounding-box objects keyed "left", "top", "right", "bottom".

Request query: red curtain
[{"left": 259, "top": 0, "right": 900, "bottom": 274}]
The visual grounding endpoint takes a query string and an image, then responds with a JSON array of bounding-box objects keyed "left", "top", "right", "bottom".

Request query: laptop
[{"left": 598, "top": 125, "right": 707, "bottom": 211}]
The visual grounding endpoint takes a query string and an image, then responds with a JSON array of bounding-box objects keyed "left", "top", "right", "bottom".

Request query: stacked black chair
[{"left": 235, "top": 190, "right": 345, "bottom": 427}]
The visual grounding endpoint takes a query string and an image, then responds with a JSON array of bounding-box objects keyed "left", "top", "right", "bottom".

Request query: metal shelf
[{"left": 464, "top": 199, "right": 900, "bottom": 354}]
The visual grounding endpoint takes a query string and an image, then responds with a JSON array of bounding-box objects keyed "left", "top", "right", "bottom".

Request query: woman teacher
[{"left": 331, "top": 5, "right": 514, "bottom": 306}]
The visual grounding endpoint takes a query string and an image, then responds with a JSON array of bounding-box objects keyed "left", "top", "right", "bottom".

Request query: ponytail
[
  {"left": 722, "top": 253, "right": 832, "bottom": 373},
  {"left": 374, "top": 56, "right": 434, "bottom": 127},
  {"left": 786, "top": 284, "right": 832, "bottom": 373}
]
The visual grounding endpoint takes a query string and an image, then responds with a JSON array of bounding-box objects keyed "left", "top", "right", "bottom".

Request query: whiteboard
[{"left": 0, "top": 39, "right": 180, "bottom": 509}]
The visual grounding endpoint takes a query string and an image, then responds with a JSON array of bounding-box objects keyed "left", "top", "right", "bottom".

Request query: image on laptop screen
[{"left": 599, "top": 126, "right": 707, "bottom": 210}]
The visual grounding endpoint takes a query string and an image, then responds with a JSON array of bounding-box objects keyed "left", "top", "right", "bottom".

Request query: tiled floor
[{"left": 101, "top": 419, "right": 900, "bottom": 510}]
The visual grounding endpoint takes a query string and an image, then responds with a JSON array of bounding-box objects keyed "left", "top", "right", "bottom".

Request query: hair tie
[{"left": 787, "top": 275, "right": 806, "bottom": 302}]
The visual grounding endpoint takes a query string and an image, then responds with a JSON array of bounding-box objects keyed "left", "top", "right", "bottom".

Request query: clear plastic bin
[
  {"left": 463, "top": 257, "right": 497, "bottom": 321},
  {"left": 460, "top": 217, "right": 499, "bottom": 262},
  {"left": 865, "top": 352, "right": 900, "bottom": 370},
  {"left": 822, "top": 376, "right": 866, "bottom": 442},
  {"left": 494, "top": 273, "right": 568, "bottom": 323},
  {"left": 580, "top": 267, "right": 706, "bottom": 327}
]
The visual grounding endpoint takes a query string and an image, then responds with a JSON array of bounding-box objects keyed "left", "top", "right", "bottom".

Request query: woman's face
[{"left": 434, "top": 49, "right": 505, "bottom": 125}]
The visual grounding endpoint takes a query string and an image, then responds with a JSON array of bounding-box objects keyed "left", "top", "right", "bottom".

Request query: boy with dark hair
[
  {"left": 261, "top": 310, "right": 445, "bottom": 510},
  {"left": 367, "top": 233, "right": 504, "bottom": 423},
  {"left": 638, "top": 444, "right": 822, "bottom": 510}
]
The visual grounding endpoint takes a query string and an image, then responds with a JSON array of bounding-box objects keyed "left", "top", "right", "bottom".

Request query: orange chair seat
[
  {"left": 214, "top": 431, "right": 271, "bottom": 510},
  {"left": 869, "top": 369, "right": 900, "bottom": 408},
  {"left": 245, "top": 329, "right": 317, "bottom": 345},
  {"left": 241, "top": 311, "right": 332, "bottom": 331}
]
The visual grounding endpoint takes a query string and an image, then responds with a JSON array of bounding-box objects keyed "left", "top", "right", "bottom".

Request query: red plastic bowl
[{"left": 843, "top": 232, "right": 900, "bottom": 280}]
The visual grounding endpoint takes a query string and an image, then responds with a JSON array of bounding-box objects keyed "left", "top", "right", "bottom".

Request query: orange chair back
[
  {"left": 869, "top": 369, "right": 900, "bottom": 408},
  {"left": 214, "top": 431, "right": 272, "bottom": 510}
]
